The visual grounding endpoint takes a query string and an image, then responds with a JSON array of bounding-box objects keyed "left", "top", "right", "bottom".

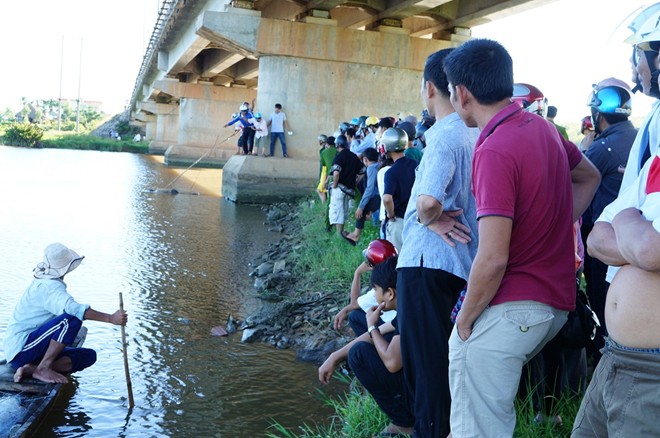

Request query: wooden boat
[{"left": 0, "top": 326, "right": 87, "bottom": 437}]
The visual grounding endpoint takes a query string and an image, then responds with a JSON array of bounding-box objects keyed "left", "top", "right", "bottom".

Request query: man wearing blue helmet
[
  {"left": 252, "top": 112, "right": 269, "bottom": 156},
  {"left": 581, "top": 78, "right": 638, "bottom": 362}
]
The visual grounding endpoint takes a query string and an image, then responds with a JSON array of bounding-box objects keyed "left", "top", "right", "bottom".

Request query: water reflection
[{"left": 0, "top": 146, "right": 333, "bottom": 437}]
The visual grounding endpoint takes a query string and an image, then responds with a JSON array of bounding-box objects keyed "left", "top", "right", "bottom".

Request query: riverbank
[
  {"left": 235, "top": 199, "right": 380, "bottom": 363},
  {"left": 247, "top": 199, "right": 583, "bottom": 438}
]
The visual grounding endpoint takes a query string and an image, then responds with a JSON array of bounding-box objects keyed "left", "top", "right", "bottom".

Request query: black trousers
[
  {"left": 398, "top": 266, "right": 465, "bottom": 437},
  {"left": 348, "top": 341, "right": 414, "bottom": 428},
  {"left": 241, "top": 128, "right": 255, "bottom": 154}
]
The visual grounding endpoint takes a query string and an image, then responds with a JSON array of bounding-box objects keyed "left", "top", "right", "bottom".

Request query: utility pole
[
  {"left": 57, "top": 35, "right": 64, "bottom": 131},
  {"left": 76, "top": 38, "right": 82, "bottom": 132}
]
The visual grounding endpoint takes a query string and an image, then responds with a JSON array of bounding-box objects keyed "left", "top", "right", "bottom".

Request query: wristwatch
[{"left": 368, "top": 325, "right": 380, "bottom": 338}]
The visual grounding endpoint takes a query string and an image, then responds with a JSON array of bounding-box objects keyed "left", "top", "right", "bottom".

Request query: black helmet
[
  {"left": 336, "top": 134, "right": 349, "bottom": 149},
  {"left": 338, "top": 122, "right": 350, "bottom": 133}
]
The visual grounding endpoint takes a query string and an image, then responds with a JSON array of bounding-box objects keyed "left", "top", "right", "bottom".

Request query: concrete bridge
[{"left": 130, "top": 0, "right": 554, "bottom": 203}]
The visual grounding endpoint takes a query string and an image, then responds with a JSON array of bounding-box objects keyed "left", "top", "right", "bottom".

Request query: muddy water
[{"left": 0, "top": 146, "right": 336, "bottom": 437}]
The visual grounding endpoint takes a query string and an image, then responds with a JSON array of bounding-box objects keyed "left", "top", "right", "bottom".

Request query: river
[{"left": 0, "top": 146, "right": 336, "bottom": 437}]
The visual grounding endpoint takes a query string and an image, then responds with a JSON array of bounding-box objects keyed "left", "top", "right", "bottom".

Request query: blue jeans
[
  {"left": 269, "top": 132, "right": 287, "bottom": 156},
  {"left": 10, "top": 313, "right": 97, "bottom": 373}
]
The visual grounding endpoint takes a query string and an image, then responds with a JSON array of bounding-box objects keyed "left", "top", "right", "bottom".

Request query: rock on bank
[{"left": 235, "top": 203, "right": 351, "bottom": 364}]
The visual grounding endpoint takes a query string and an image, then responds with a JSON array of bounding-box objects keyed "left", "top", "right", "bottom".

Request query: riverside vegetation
[{"left": 265, "top": 199, "right": 583, "bottom": 438}]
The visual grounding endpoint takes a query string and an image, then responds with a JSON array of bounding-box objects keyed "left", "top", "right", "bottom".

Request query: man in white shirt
[
  {"left": 267, "top": 103, "right": 290, "bottom": 157},
  {"left": 252, "top": 112, "right": 269, "bottom": 156}
]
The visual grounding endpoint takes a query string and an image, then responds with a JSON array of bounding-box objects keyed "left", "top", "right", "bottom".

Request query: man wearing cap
[
  {"left": 353, "top": 116, "right": 379, "bottom": 157},
  {"left": 4, "top": 243, "right": 127, "bottom": 384}
]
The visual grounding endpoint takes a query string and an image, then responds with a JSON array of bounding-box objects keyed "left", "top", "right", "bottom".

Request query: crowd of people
[
  {"left": 4, "top": 5, "right": 660, "bottom": 438},
  {"left": 223, "top": 100, "right": 293, "bottom": 157},
  {"left": 316, "top": 4, "right": 660, "bottom": 437}
]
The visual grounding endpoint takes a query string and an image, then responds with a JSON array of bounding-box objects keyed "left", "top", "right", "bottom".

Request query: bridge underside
[{"left": 131, "top": 0, "right": 555, "bottom": 203}]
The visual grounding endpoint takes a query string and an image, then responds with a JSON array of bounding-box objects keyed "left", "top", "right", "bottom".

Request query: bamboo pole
[{"left": 119, "top": 292, "right": 135, "bottom": 408}]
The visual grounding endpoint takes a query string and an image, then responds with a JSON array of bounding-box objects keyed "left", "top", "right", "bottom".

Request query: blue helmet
[
  {"left": 587, "top": 85, "right": 632, "bottom": 116},
  {"left": 254, "top": 112, "right": 262, "bottom": 119}
]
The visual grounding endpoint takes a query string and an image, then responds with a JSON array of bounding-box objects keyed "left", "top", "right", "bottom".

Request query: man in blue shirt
[
  {"left": 342, "top": 147, "right": 381, "bottom": 245},
  {"left": 396, "top": 48, "right": 479, "bottom": 437}
]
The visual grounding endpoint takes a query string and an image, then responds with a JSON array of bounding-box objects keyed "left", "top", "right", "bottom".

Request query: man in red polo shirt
[{"left": 442, "top": 39, "right": 600, "bottom": 437}]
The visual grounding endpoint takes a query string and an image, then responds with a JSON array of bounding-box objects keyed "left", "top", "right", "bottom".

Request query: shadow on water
[{"left": 0, "top": 146, "right": 336, "bottom": 437}]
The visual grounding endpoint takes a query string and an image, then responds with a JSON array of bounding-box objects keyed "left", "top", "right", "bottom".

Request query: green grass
[
  {"left": 40, "top": 133, "right": 150, "bottom": 153},
  {"left": 269, "top": 198, "right": 584, "bottom": 437},
  {"left": 290, "top": 198, "right": 380, "bottom": 296},
  {"left": 267, "top": 374, "right": 388, "bottom": 438}
]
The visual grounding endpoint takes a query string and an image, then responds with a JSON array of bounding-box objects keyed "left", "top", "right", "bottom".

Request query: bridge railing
[{"left": 128, "top": 0, "right": 182, "bottom": 112}]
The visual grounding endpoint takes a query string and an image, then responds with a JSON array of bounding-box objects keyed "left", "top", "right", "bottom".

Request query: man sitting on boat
[{"left": 3, "top": 243, "right": 127, "bottom": 384}]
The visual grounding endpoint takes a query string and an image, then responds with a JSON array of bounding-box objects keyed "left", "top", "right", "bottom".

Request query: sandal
[{"left": 341, "top": 231, "right": 357, "bottom": 246}]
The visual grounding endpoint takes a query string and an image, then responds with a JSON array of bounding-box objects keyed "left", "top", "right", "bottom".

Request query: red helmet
[
  {"left": 512, "top": 83, "right": 547, "bottom": 117},
  {"left": 580, "top": 116, "right": 593, "bottom": 133},
  {"left": 362, "top": 239, "right": 397, "bottom": 267}
]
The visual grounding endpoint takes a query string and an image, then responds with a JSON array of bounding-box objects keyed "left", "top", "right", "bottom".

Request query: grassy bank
[
  {"left": 40, "top": 133, "right": 150, "bottom": 153},
  {"left": 269, "top": 199, "right": 583, "bottom": 437}
]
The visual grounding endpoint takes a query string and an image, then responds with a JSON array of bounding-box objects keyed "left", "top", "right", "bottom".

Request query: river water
[{"left": 0, "top": 146, "right": 335, "bottom": 437}]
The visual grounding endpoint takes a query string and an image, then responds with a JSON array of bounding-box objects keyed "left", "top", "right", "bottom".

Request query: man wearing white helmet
[
  {"left": 381, "top": 127, "right": 417, "bottom": 251},
  {"left": 573, "top": 5, "right": 660, "bottom": 436}
]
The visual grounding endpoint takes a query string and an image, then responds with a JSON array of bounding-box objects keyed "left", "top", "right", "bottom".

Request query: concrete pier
[{"left": 130, "top": 0, "right": 555, "bottom": 203}]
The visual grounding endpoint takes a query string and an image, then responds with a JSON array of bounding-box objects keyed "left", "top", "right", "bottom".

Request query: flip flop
[{"left": 341, "top": 231, "right": 357, "bottom": 246}]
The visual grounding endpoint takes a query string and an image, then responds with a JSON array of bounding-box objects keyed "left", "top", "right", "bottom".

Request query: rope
[{"left": 160, "top": 129, "right": 239, "bottom": 190}]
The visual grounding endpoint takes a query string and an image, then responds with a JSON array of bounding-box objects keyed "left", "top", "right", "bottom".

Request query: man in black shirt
[{"left": 329, "top": 134, "right": 365, "bottom": 236}]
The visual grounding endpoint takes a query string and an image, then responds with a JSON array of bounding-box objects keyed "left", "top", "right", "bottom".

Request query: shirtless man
[{"left": 572, "top": 152, "right": 660, "bottom": 436}]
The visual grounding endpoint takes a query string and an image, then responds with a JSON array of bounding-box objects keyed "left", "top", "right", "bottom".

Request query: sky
[{"left": 0, "top": 0, "right": 655, "bottom": 121}]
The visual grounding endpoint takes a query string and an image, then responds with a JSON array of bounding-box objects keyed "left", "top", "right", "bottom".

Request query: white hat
[{"left": 33, "top": 243, "right": 84, "bottom": 279}]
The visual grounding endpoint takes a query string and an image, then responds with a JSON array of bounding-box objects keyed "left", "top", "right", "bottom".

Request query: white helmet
[
  {"left": 625, "top": 3, "right": 660, "bottom": 45},
  {"left": 239, "top": 103, "right": 249, "bottom": 111}
]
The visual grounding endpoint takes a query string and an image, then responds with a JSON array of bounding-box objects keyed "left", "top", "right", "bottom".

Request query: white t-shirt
[
  {"left": 254, "top": 119, "right": 268, "bottom": 138},
  {"left": 357, "top": 288, "right": 396, "bottom": 323},
  {"left": 270, "top": 111, "right": 287, "bottom": 133},
  {"left": 377, "top": 165, "right": 391, "bottom": 222},
  {"left": 597, "top": 151, "right": 660, "bottom": 281}
]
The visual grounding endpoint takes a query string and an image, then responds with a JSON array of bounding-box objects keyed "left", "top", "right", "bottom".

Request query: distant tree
[{"left": 1, "top": 108, "right": 15, "bottom": 123}]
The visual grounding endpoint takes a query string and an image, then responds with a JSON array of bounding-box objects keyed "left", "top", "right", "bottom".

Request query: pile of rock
[{"left": 229, "top": 203, "right": 351, "bottom": 364}]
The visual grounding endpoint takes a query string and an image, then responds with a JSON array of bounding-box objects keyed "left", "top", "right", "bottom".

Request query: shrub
[{"left": 2, "top": 123, "right": 44, "bottom": 147}]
